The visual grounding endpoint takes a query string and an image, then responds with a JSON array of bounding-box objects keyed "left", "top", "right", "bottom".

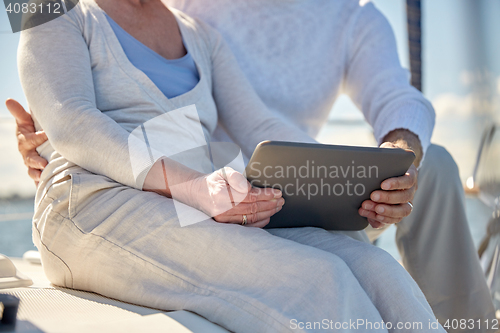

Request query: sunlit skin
[
  {"left": 95, "top": 0, "right": 186, "bottom": 60},
  {"left": 6, "top": 98, "right": 47, "bottom": 186}
]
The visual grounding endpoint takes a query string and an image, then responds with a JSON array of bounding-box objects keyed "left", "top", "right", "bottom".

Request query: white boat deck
[{"left": 1, "top": 257, "right": 230, "bottom": 333}]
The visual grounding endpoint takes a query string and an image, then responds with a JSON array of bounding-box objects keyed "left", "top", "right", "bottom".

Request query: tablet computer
[{"left": 245, "top": 141, "right": 415, "bottom": 230}]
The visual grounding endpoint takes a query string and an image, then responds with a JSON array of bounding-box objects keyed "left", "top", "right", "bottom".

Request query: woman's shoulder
[{"left": 19, "top": 0, "right": 98, "bottom": 35}]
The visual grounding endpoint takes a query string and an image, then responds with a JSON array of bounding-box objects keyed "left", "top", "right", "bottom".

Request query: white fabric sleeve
[
  {"left": 202, "top": 22, "right": 317, "bottom": 158},
  {"left": 342, "top": 2, "right": 435, "bottom": 158},
  {"left": 18, "top": 11, "right": 148, "bottom": 189}
]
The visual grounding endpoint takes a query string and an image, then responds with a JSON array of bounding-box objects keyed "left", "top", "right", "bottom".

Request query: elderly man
[{"left": 8, "top": 0, "right": 494, "bottom": 329}]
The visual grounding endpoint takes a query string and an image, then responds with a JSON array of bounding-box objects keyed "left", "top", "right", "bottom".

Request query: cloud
[
  {"left": 432, "top": 75, "right": 500, "bottom": 121},
  {"left": 432, "top": 93, "right": 475, "bottom": 119}
]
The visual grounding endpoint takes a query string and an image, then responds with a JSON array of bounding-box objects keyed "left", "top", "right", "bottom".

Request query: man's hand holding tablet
[
  {"left": 246, "top": 139, "right": 416, "bottom": 230},
  {"left": 360, "top": 129, "right": 422, "bottom": 229}
]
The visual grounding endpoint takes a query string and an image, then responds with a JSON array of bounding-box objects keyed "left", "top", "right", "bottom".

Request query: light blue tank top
[{"left": 105, "top": 14, "right": 199, "bottom": 99}]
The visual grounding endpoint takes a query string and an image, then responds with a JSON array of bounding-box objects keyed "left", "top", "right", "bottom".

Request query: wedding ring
[
  {"left": 242, "top": 214, "right": 248, "bottom": 225},
  {"left": 407, "top": 202, "right": 413, "bottom": 212}
]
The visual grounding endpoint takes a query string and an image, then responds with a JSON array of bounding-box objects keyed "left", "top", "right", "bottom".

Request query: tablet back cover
[{"left": 245, "top": 141, "right": 415, "bottom": 230}]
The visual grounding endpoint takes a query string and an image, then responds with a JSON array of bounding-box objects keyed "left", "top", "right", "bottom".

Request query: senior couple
[{"left": 8, "top": 0, "right": 494, "bottom": 332}]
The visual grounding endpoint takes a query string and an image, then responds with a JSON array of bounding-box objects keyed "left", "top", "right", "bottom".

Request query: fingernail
[
  {"left": 376, "top": 206, "right": 384, "bottom": 214},
  {"left": 377, "top": 215, "right": 385, "bottom": 221},
  {"left": 274, "top": 190, "right": 282, "bottom": 198},
  {"left": 369, "top": 219, "right": 382, "bottom": 229},
  {"left": 276, "top": 206, "right": 282, "bottom": 213},
  {"left": 372, "top": 193, "right": 380, "bottom": 201},
  {"left": 359, "top": 209, "right": 367, "bottom": 217},
  {"left": 277, "top": 198, "right": 284, "bottom": 207},
  {"left": 363, "top": 202, "right": 374, "bottom": 210},
  {"left": 382, "top": 183, "right": 391, "bottom": 190}
]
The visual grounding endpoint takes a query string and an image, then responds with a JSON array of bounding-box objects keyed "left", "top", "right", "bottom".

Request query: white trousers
[{"left": 33, "top": 170, "right": 443, "bottom": 332}]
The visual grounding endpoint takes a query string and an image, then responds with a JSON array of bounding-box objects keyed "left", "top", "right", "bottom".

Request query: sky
[
  {"left": 0, "top": 9, "right": 25, "bottom": 115},
  {"left": 0, "top": 0, "right": 499, "bottom": 197}
]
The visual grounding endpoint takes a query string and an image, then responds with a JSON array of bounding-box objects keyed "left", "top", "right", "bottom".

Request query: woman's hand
[
  {"left": 6, "top": 99, "right": 48, "bottom": 185},
  {"left": 193, "top": 167, "right": 284, "bottom": 228},
  {"left": 144, "top": 159, "right": 284, "bottom": 228}
]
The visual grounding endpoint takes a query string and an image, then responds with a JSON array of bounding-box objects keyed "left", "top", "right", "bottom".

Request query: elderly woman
[{"left": 18, "top": 0, "right": 444, "bottom": 331}]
